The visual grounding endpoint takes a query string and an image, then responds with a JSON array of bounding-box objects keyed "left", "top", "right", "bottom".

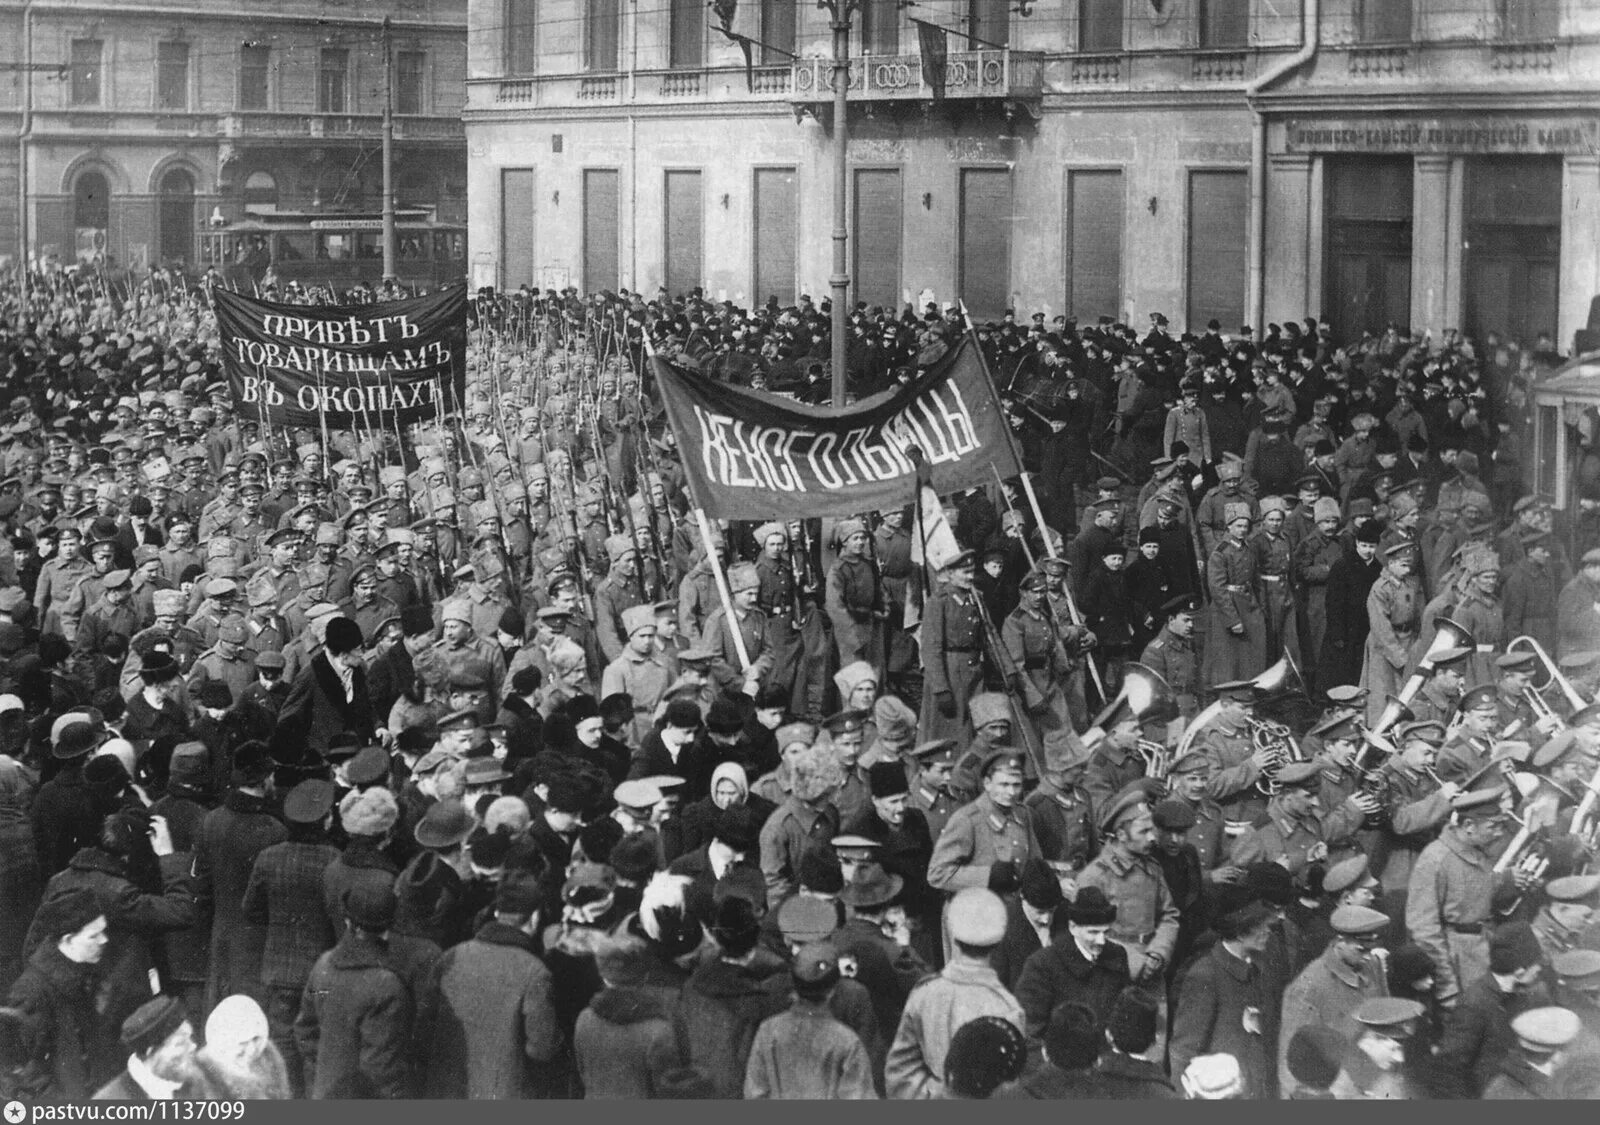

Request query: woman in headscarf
[
  {"left": 0, "top": 755, "right": 41, "bottom": 991},
  {"left": 677, "top": 761, "right": 776, "bottom": 854}
]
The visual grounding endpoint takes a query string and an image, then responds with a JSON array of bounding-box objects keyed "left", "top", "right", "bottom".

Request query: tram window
[
  {"left": 318, "top": 233, "right": 352, "bottom": 260},
  {"left": 276, "top": 233, "right": 312, "bottom": 261}
]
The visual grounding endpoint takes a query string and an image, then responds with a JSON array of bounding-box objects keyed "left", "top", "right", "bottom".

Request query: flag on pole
[{"left": 913, "top": 19, "right": 949, "bottom": 100}]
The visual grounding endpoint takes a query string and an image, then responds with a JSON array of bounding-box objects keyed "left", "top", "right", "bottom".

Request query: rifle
[{"left": 971, "top": 578, "right": 1047, "bottom": 780}]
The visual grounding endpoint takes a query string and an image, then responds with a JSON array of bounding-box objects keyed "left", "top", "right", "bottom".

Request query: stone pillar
[
  {"left": 1410, "top": 155, "right": 1453, "bottom": 339},
  {"left": 1263, "top": 154, "right": 1312, "bottom": 327},
  {"left": 1563, "top": 155, "right": 1600, "bottom": 352}
]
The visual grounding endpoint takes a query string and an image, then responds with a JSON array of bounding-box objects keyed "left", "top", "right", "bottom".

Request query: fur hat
[{"left": 339, "top": 785, "right": 399, "bottom": 837}]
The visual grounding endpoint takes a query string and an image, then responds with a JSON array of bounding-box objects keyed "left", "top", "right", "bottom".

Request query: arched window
[
  {"left": 74, "top": 171, "right": 109, "bottom": 230},
  {"left": 243, "top": 170, "right": 278, "bottom": 211},
  {"left": 158, "top": 168, "right": 195, "bottom": 267}
]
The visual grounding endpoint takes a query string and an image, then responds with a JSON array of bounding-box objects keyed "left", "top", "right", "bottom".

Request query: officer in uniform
[
  {"left": 229, "top": 480, "right": 274, "bottom": 554},
  {"left": 1077, "top": 788, "right": 1181, "bottom": 984},
  {"left": 1530, "top": 874, "right": 1600, "bottom": 964},
  {"left": 1230, "top": 760, "right": 1374, "bottom": 877},
  {"left": 240, "top": 581, "right": 290, "bottom": 659},
  {"left": 908, "top": 739, "right": 961, "bottom": 846},
  {"left": 250, "top": 528, "right": 304, "bottom": 607},
  {"left": 1405, "top": 786, "right": 1523, "bottom": 1006},
  {"left": 1141, "top": 595, "right": 1200, "bottom": 732},
  {"left": 1361, "top": 540, "right": 1422, "bottom": 726},
  {"left": 1024, "top": 727, "right": 1097, "bottom": 880},
  {"left": 919, "top": 549, "right": 986, "bottom": 745},
  {"left": 926, "top": 748, "right": 1039, "bottom": 895},
  {"left": 884, "top": 887, "right": 1024, "bottom": 1100}
]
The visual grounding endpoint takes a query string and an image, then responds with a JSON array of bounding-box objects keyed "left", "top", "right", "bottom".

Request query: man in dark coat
[
  {"left": 1320, "top": 530, "right": 1382, "bottom": 688},
  {"left": 6, "top": 890, "right": 109, "bottom": 1099},
  {"left": 241, "top": 778, "right": 341, "bottom": 1096},
  {"left": 1091, "top": 986, "right": 1178, "bottom": 1098},
  {"left": 192, "top": 741, "right": 285, "bottom": 1011},
  {"left": 92, "top": 996, "right": 205, "bottom": 1100},
  {"left": 1168, "top": 896, "right": 1276, "bottom": 1100},
  {"left": 674, "top": 896, "right": 790, "bottom": 1097},
  {"left": 1014, "top": 885, "right": 1130, "bottom": 1039},
  {"left": 1432, "top": 922, "right": 1549, "bottom": 1098},
  {"left": 294, "top": 883, "right": 414, "bottom": 1100},
  {"left": 419, "top": 874, "right": 566, "bottom": 1099},
  {"left": 25, "top": 811, "right": 196, "bottom": 1044},
  {"left": 321, "top": 788, "right": 401, "bottom": 929},
  {"left": 269, "top": 616, "right": 375, "bottom": 766},
  {"left": 990, "top": 859, "right": 1063, "bottom": 992},
  {"left": 29, "top": 723, "right": 103, "bottom": 876}
]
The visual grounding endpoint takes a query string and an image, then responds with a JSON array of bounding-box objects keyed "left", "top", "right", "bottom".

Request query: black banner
[
  {"left": 915, "top": 19, "right": 948, "bottom": 101},
  {"left": 214, "top": 286, "right": 468, "bottom": 430},
  {"left": 652, "top": 336, "right": 1021, "bottom": 519}
]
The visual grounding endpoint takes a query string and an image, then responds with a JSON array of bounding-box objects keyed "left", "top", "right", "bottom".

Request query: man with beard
[
  {"left": 94, "top": 997, "right": 208, "bottom": 1099},
  {"left": 1077, "top": 790, "right": 1178, "bottom": 989}
]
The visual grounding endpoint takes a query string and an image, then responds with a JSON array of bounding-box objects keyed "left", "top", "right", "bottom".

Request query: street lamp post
[{"left": 818, "top": 0, "right": 859, "bottom": 408}]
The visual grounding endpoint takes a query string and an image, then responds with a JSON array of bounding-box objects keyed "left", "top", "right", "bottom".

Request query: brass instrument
[
  {"left": 1393, "top": 616, "right": 1476, "bottom": 702},
  {"left": 1251, "top": 717, "right": 1306, "bottom": 798},
  {"left": 1087, "top": 663, "right": 1179, "bottom": 780},
  {"left": 1174, "top": 655, "right": 1305, "bottom": 762},
  {"left": 1353, "top": 695, "right": 1416, "bottom": 823},
  {"left": 1138, "top": 740, "right": 1172, "bottom": 782},
  {"left": 1507, "top": 634, "right": 1589, "bottom": 713}
]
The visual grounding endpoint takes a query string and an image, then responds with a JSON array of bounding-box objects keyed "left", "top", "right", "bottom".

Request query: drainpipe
[
  {"left": 18, "top": 0, "right": 34, "bottom": 295},
  {"left": 1245, "top": 0, "right": 1318, "bottom": 331}
]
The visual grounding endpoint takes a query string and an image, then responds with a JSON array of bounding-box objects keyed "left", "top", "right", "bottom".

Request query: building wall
[
  {"left": 466, "top": 0, "right": 1600, "bottom": 347},
  {"left": 10, "top": 0, "right": 467, "bottom": 269}
]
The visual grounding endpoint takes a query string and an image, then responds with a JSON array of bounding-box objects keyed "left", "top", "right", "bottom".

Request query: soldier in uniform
[
  {"left": 157, "top": 513, "right": 202, "bottom": 589},
  {"left": 1408, "top": 645, "right": 1470, "bottom": 727},
  {"left": 908, "top": 739, "right": 960, "bottom": 846},
  {"left": 1001, "top": 569, "right": 1082, "bottom": 741},
  {"left": 1436, "top": 685, "right": 1500, "bottom": 784},
  {"left": 1024, "top": 727, "right": 1098, "bottom": 880},
  {"left": 753, "top": 521, "right": 803, "bottom": 711},
  {"left": 1405, "top": 786, "right": 1524, "bottom": 1006},
  {"left": 249, "top": 528, "right": 303, "bottom": 607},
  {"left": 826, "top": 517, "right": 885, "bottom": 674},
  {"left": 1140, "top": 595, "right": 1200, "bottom": 732},
  {"left": 1077, "top": 788, "right": 1180, "bottom": 985},
  {"left": 187, "top": 617, "right": 257, "bottom": 704},
  {"left": 1292, "top": 497, "right": 1344, "bottom": 686},
  {"left": 1198, "top": 680, "right": 1276, "bottom": 831},
  {"left": 926, "top": 749, "right": 1040, "bottom": 895},
  {"left": 339, "top": 565, "right": 399, "bottom": 645},
  {"left": 1204, "top": 502, "right": 1268, "bottom": 683},
  {"left": 600, "top": 604, "right": 674, "bottom": 745},
  {"left": 240, "top": 581, "right": 290, "bottom": 659},
  {"left": 374, "top": 537, "right": 424, "bottom": 613},
  {"left": 1530, "top": 875, "right": 1600, "bottom": 964},
  {"left": 918, "top": 549, "right": 985, "bottom": 745},
  {"left": 700, "top": 561, "right": 773, "bottom": 696},
  {"left": 1361, "top": 541, "right": 1423, "bottom": 726},
  {"left": 1252, "top": 497, "right": 1299, "bottom": 666},
  {"left": 432, "top": 597, "right": 508, "bottom": 703},
  {"left": 884, "top": 887, "right": 1023, "bottom": 1100},
  {"left": 592, "top": 534, "right": 644, "bottom": 664},
  {"left": 875, "top": 508, "right": 916, "bottom": 693},
  {"left": 33, "top": 526, "right": 89, "bottom": 639},
  {"left": 1489, "top": 650, "right": 1549, "bottom": 742},
  {"left": 228, "top": 480, "right": 274, "bottom": 555},
  {"left": 1229, "top": 760, "right": 1375, "bottom": 878},
  {"left": 1163, "top": 750, "right": 1231, "bottom": 873},
  {"left": 197, "top": 467, "right": 241, "bottom": 541}
]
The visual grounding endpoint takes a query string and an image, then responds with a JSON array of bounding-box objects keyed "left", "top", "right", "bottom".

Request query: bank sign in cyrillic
[
  {"left": 214, "top": 286, "right": 467, "bottom": 429},
  {"left": 652, "top": 336, "right": 1021, "bottom": 519}
]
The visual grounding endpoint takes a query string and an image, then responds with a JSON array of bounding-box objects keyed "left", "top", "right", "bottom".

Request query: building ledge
[{"left": 218, "top": 112, "right": 464, "bottom": 141}]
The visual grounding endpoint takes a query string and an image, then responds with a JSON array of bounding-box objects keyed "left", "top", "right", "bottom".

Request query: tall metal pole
[
  {"left": 827, "top": 4, "right": 852, "bottom": 408},
  {"left": 381, "top": 16, "right": 397, "bottom": 283}
]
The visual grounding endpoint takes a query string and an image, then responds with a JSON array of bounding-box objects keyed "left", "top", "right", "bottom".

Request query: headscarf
[{"left": 709, "top": 761, "right": 749, "bottom": 810}]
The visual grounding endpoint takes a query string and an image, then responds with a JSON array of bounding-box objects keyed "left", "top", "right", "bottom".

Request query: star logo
[{"left": 4, "top": 1100, "right": 26, "bottom": 1124}]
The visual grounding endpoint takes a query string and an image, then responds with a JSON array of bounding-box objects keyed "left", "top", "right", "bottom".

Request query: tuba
[
  {"left": 1507, "top": 634, "right": 1587, "bottom": 730},
  {"left": 1090, "top": 663, "right": 1179, "bottom": 780},
  {"left": 1251, "top": 717, "right": 1305, "bottom": 797},
  {"left": 1353, "top": 694, "right": 1415, "bottom": 825}
]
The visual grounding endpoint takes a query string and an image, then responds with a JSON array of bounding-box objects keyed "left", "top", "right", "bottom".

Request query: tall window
[
  {"left": 1199, "top": 0, "right": 1249, "bottom": 47},
  {"left": 1500, "top": 0, "right": 1558, "bottom": 38},
  {"left": 159, "top": 169, "right": 195, "bottom": 266},
  {"left": 861, "top": 0, "right": 899, "bottom": 55},
  {"left": 586, "top": 0, "right": 620, "bottom": 70},
  {"left": 70, "top": 39, "right": 102, "bottom": 106},
  {"left": 319, "top": 48, "right": 349, "bottom": 113},
  {"left": 969, "top": 0, "right": 1009, "bottom": 48},
  {"left": 157, "top": 42, "right": 189, "bottom": 110},
  {"left": 74, "top": 172, "right": 110, "bottom": 231},
  {"left": 505, "top": 0, "right": 539, "bottom": 73},
  {"left": 239, "top": 45, "right": 270, "bottom": 109},
  {"left": 583, "top": 169, "right": 620, "bottom": 292},
  {"left": 1357, "top": 0, "right": 1412, "bottom": 42},
  {"left": 1080, "top": 0, "right": 1123, "bottom": 52},
  {"left": 395, "top": 51, "right": 425, "bottom": 113},
  {"left": 761, "top": 0, "right": 796, "bottom": 61},
  {"left": 243, "top": 170, "right": 278, "bottom": 211},
  {"left": 670, "top": 0, "right": 704, "bottom": 67}
]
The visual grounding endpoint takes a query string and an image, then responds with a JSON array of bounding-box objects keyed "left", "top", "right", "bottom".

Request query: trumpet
[{"left": 1508, "top": 635, "right": 1588, "bottom": 713}]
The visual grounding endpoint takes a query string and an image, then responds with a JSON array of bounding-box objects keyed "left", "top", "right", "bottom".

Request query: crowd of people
[{"left": 0, "top": 261, "right": 1598, "bottom": 1101}]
